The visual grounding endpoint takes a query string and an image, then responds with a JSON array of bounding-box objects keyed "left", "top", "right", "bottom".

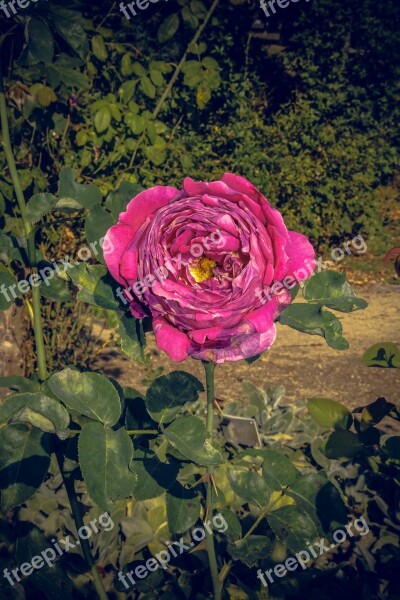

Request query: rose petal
[{"left": 153, "top": 317, "right": 191, "bottom": 362}]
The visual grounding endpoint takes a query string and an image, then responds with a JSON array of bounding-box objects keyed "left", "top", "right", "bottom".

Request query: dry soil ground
[{"left": 94, "top": 283, "right": 399, "bottom": 411}]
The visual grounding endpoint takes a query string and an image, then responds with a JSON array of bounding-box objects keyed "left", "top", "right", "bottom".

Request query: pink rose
[{"left": 104, "top": 174, "right": 315, "bottom": 363}]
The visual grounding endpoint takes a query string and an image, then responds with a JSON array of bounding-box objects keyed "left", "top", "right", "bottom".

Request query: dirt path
[{"left": 95, "top": 283, "right": 400, "bottom": 409}]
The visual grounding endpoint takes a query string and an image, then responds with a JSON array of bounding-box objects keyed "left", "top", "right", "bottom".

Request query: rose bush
[{"left": 104, "top": 174, "right": 315, "bottom": 363}]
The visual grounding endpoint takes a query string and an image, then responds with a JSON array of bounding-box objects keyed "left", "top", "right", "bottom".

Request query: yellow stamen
[{"left": 189, "top": 257, "right": 217, "bottom": 282}]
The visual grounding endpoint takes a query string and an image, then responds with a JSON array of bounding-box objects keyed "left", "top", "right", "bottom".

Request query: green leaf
[
  {"left": 140, "top": 76, "right": 156, "bottom": 99},
  {"left": 163, "top": 416, "right": 223, "bottom": 465},
  {"left": 146, "top": 371, "right": 204, "bottom": 424},
  {"left": 261, "top": 450, "right": 300, "bottom": 491},
  {"left": 68, "top": 263, "right": 120, "bottom": 310},
  {"left": 227, "top": 470, "right": 271, "bottom": 508},
  {"left": 95, "top": 106, "right": 112, "bottom": 133},
  {"left": 182, "top": 6, "right": 199, "bottom": 28},
  {"left": 92, "top": 34, "right": 108, "bottom": 61},
  {"left": 130, "top": 448, "right": 179, "bottom": 500},
  {"left": 58, "top": 168, "right": 102, "bottom": 209},
  {"left": 0, "top": 193, "right": 5, "bottom": 218},
  {"left": 36, "top": 86, "right": 57, "bottom": 108},
  {"left": 132, "top": 62, "right": 147, "bottom": 77},
  {"left": 202, "top": 56, "right": 219, "bottom": 70},
  {"left": 196, "top": 82, "right": 211, "bottom": 109},
  {"left": 53, "top": 197, "right": 84, "bottom": 212},
  {"left": 307, "top": 398, "right": 352, "bottom": 430},
  {"left": 127, "top": 113, "right": 145, "bottom": 135},
  {"left": 26, "top": 193, "right": 57, "bottom": 224},
  {"left": 0, "top": 376, "right": 40, "bottom": 392},
  {"left": 0, "top": 268, "right": 21, "bottom": 310},
  {"left": 146, "top": 121, "right": 157, "bottom": 144},
  {"left": 0, "top": 425, "right": 51, "bottom": 512},
  {"left": 47, "top": 368, "right": 121, "bottom": 426},
  {"left": 287, "top": 474, "right": 347, "bottom": 532},
  {"left": 124, "top": 389, "right": 158, "bottom": 431},
  {"left": 119, "top": 80, "right": 137, "bottom": 103},
  {"left": 76, "top": 130, "right": 88, "bottom": 146},
  {"left": 227, "top": 536, "right": 272, "bottom": 567},
  {"left": 279, "top": 304, "right": 349, "bottom": 350},
  {"left": 105, "top": 181, "right": 143, "bottom": 220},
  {"left": 16, "top": 527, "right": 74, "bottom": 598},
  {"left": 52, "top": 16, "right": 89, "bottom": 61},
  {"left": 150, "top": 69, "right": 164, "bottom": 87},
  {"left": 0, "top": 392, "right": 70, "bottom": 433},
  {"left": 39, "top": 270, "right": 72, "bottom": 303},
  {"left": 0, "top": 232, "right": 23, "bottom": 264},
  {"left": 46, "top": 54, "right": 88, "bottom": 89},
  {"left": 184, "top": 69, "right": 203, "bottom": 88},
  {"left": 303, "top": 271, "right": 368, "bottom": 312},
  {"left": 267, "top": 505, "right": 319, "bottom": 553},
  {"left": 166, "top": 482, "right": 201, "bottom": 534},
  {"left": 216, "top": 509, "right": 242, "bottom": 541},
  {"left": 119, "top": 316, "right": 146, "bottom": 363},
  {"left": 190, "top": 0, "right": 207, "bottom": 17},
  {"left": 78, "top": 422, "right": 136, "bottom": 510},
  {"left": 323, "top": 430, "right": 363, "bottom": 459},
  {"left": 158, "top": 13, "right": 180, "bottom": 43},
  {"left": 362, "top": 342, "right": 400, "bottom": 368},
  {"left": 285, "top": 472, "right": 328, "bottom": 519},
  {"left": 120, "top": 53, "right": 132, "bottom": 76},
  {"left": 109, "top": 103, "right": 122, "bottom": 122},
  {"left": 26, "top": 19, "right": 54, "bottom": 65},
  {"left": 85, "top": 205, "right": 114, "bottom": 263}
]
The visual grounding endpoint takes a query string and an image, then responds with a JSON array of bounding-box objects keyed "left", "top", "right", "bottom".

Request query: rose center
[{"left": 188, "top": 257, "right": 217, "bottom": 282}]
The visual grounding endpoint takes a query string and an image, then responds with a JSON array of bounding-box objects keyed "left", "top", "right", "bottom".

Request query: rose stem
[
  {"left": 0, "top": 61, "right": 48, "bottom": 381},
  {"left": 203, "top": 360, "right": 222, "bottom": 600},
  {"left": 55, "top": 449, "right": 109, "bottom": 600}
]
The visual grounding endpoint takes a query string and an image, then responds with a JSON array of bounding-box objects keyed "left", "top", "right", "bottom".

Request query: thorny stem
[
  {"left": 219, "top": 491, "right": 286, "bottom": 585},
  {"left": 55, "top": 451, "right": 109, "bottom": 600},
  {"left": 203, "top": 360, "right": 222, "bottom": 600}
]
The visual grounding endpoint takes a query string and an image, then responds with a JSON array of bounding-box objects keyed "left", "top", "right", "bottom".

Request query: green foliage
[
  {"left": 146, "top": 371, "right": 204, "bottom": 423},
  {"left": 0, "top": 425, "right": 51, "bottom": 512},
  {"left": 165, "top": 483, "right": 201, "bottom": 533},
  {"left": 307, "top": 397, "right": 352, "bottom": 431},
  {"left": 227, "top": 469, "right": 271, "bottom": 507},
  {"left": 163, "top": 416, "right": 223, "bottom": 465},
  {"left": 48, "top": 368, "right": 121, "bottom": 426},
  {"left": 0, "top": 367, "right": 398, "bottom": 598},
  {"left": 79, "top": 422, "right": 137, "bottom": 510},
  {"left": 0, "top": 391, "right": 70, "bottom": 434},
  {"left": 303, "top": 271, "right": 368, "bottom": 312},
  {"left": 130, "top": 448, "right": 179, "bottom": 500},
  {"left": 279, "top": 270, "right": 367, "bottom": 349}
]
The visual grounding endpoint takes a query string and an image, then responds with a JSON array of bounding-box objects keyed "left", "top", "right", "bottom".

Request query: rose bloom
[{"left": 104, "top": 174, "right": 314, "bottom": 363}]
